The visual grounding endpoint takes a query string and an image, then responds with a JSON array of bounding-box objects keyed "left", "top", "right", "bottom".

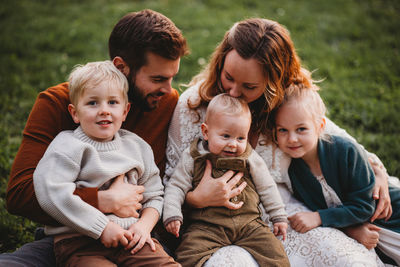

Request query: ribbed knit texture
[{"left": 34, "top": 127, "right": 164, "bottom": 239}]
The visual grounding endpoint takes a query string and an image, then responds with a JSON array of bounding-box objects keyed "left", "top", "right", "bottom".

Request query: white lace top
[{"left": 165, "top": 82, "right": 386, "bottom": 267}]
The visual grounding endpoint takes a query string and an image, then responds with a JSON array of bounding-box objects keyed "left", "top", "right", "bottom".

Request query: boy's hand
[
  {"left": 288, "top": 211, "right": 321, "bottom": 233},
  {"left": 165, "top": 220, "right": 181, "bottom": 237},
  {"left": 273, "top": 221, "right": 288, "bottom": 240},
  {"left": 100, "top": 221, "right": 132, "bottom": 248},
  {"left": 126, "top": 221, "right": 155, "bottom": 254}
]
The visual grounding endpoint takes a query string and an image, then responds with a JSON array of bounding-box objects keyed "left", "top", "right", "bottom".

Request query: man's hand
[
  {"left": 186, "top": 160, "right": 247, "bottom": 209},
  {"left": 98, "top": 174, "right": 144, "bottom": 218}
]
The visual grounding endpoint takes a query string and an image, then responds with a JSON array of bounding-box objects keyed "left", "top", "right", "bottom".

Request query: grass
[{"left": 0, "top": 0, "right": 399, "bottom": 252}]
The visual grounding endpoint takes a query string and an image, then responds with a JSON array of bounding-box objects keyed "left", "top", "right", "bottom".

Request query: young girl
[{"left": 273, "top": 85, "right": 400, "bottom": 265}]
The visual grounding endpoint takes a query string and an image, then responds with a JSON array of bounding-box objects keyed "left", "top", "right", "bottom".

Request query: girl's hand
[
  {"left": 98, "top": 174, "right": 144, "bottom": 218},
  {"left": 288, "top": 212, "right": 321, "bottom": 233},
  {"left": 273, "top": 221, "right": 288, "bottom": 240},
  {"left": 186, "top": 160, "right": 247, "bottom": 209},
  {"left": 100, "top": 221, "right": 132, "bottom": 248},
  {"left": 165, "top": 220, "right": 181, "bottom": 238},
  {"left": 344, "top": 222, "right": 381, "bottom": 249},
  {"left": 126, "top": 221, "right": 155, "bottom": 254},
  {"left": 369, "top": 159, "right": 392, "bottom": 222}
]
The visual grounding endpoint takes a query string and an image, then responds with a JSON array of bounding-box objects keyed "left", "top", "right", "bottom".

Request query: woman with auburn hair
[{"left": 165, "top": 18, "right": 397, "bottom": 266}]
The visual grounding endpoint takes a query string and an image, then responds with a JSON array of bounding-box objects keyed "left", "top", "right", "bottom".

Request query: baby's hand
[
  {"left": 126, "top": 221, "right": 155, "bottom": 254},
  {"left": 165, "top": 220, "right": 181, "bottom": 238},
  {"left": 288, "top": 211, "right": 322, "bottom": 233},
  {"left": 273, "top": 221, "right": 288, "bottom": 241},
  {"left": 100, "top": 221, "right": 132, "bottom": 248}
]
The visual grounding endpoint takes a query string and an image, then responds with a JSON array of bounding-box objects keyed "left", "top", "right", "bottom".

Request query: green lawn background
[{"left": 1, "top": 0, "right": 399, "bottom": 252}]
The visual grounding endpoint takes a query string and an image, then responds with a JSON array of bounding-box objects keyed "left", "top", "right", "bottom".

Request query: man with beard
[{"left": 1, "top": 9, "right": 188, "bottom": 266}]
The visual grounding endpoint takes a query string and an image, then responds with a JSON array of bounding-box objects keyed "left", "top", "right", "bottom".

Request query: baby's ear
[
  {"left": 68, "top": 104, "right": 80, "bottom": 124},
  {"left": 201, "top": 123, "right": 209, "bottom": 140}
]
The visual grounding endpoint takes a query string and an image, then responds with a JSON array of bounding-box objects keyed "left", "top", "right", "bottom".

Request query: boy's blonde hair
[
  {"left": 205, "top": 94, "right": 251, "bottom": 123},
  {"left": 68, "top": 60, "right": 128, "bottom": 106}
]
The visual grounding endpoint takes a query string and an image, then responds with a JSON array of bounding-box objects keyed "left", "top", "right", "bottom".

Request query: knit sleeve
[
  {"left": 33, "top": 133, "right": 109, "bottom": 239},
  {"left": 134, "top": 137, "right": 165, "bottom": 218},
  {"left": 163, "top": 147, "right": 195, "bottom": 226},
  {"left": 248, "top": 150, "right": 288, "bottom": 223},
  {"left": 318, "top": 137, "right": 376, "bottom": 227},
  {"left": 6, "top": 83, "right": 99, "bottom": 225},
  {"left": 324, "top": 117, "right": 385, "bottom": 171}
]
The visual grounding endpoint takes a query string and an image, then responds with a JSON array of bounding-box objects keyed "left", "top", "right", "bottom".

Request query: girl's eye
[
  {"left": 277, "top": 128, "right": 287, "bottom": 133},
  {"left": 297, "top": 127, "right": 307, "bottom": 132}
]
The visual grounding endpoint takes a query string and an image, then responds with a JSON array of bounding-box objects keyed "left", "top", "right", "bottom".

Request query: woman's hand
[
  {"left": 344, "top": 222, "right": 381, "bottom": 249},
  {"left": 369, "top": 159, "right": 392, "bottom": 222},
  {"left": 98, "top": 174, "right": 144, "bottom": 218},
  {"left": 185, "top": 160, "right": 247, "bottom": 209}
]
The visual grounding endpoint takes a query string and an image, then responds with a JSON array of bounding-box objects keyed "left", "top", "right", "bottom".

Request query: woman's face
[{"left": 220, "top": 49, "right": 266, "bottom": 103}]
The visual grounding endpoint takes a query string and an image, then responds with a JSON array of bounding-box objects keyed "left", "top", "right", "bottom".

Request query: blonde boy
[
  {"left": 163, "top": 94, "right": 289, "bottom": 267},
  {"left": 33, "top": 60, "right": 178, "bottom": 266}
]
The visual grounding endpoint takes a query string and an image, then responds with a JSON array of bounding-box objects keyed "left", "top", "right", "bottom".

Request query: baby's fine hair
[
  {"left": 205, "top": 94, "right": 251, "bottom": 123},
  {"left": 68, "top": 60, "right": 128, "bottom": 106}
]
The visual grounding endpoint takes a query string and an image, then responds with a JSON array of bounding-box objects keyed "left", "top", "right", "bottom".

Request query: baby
[{"left": 163, "top": 94, "right": 289, "bottom": 267}]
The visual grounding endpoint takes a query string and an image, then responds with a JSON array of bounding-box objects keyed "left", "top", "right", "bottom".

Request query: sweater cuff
[
  {"left": 271, "top": 216, "right": 289, "bottom": 224},
  {"left": 163, "top": 216, "right": 183, "bottom": 227},
  {"left": 74, "top": 187, "right": 99, "bottom": 209}
]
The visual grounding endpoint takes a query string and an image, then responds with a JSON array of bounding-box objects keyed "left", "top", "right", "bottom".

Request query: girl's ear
[
  {"left": 122, "top": 102, "right": 131, "bottom": 122},
  {"left": 320, "top": 117, "right": 326, "bottom": 133},
  {"left": 113, "top": 56, "right": 130, "bottom": 77},
  {"left": 68, "top": 104, "right": 80, "bottom": 124},
  {"left": 201, "top": 123, "right": 209, "bottom": 140}
]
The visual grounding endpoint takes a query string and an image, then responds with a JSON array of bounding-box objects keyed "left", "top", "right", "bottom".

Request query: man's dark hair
[{"left": 109, "top": 9, "right": 189, "bottom": 72}]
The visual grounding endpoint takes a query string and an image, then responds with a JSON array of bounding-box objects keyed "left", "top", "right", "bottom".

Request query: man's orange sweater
[{"left": 6, "top": 82, "right": 179, "bottom": 225}]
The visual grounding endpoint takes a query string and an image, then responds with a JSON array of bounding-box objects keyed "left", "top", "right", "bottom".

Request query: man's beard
[{"left": 127, "top": 74, "right": 161, "bottom": 112}]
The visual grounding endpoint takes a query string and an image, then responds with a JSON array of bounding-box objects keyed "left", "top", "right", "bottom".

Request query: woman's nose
[{"left": 228, "top": 85, "right": 242, "bottom": 98}]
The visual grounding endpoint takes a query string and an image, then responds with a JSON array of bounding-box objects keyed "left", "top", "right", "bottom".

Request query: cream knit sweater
[{"left": 34, "top": 127, "right": 164, "bottom": 239}]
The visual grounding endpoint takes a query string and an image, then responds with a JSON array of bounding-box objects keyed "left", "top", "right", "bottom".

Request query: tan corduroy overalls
[{"left": 175, "top": 139, "right": 289, "bottom": 267}]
